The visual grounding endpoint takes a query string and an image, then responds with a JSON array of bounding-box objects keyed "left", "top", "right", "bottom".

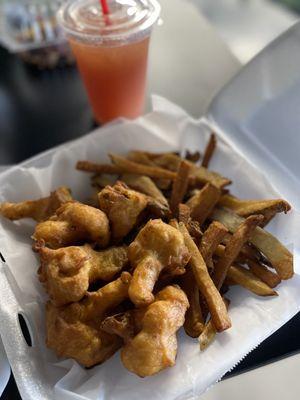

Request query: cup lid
[{"left": 57, "top": 0, "right": 161, "bottom": 45}]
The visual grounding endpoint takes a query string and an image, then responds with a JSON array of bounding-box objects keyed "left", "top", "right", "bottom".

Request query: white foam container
[{"left": 0, "top": 20, "right": 300, "bottom": 400}]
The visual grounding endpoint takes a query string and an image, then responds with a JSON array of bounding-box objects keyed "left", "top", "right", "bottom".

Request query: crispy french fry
[
  {"left": 132, "top": 151, "right": 231, "bottom": 188},
  {"left": 226, "top": 264, "right": 277, "bottom": 296},
  {"left": 202, "top": 133, "right": 216, "bottom": 168},
  {"left": 212, "top": 208, "right": 293, "bottom": 280},
  {"left": 76, "top": 161, "right": 122, "bottom": 174},
  {"left": 186, "top": 183, "right": 221, "bottom": 226},
  {"left": 213, "top": 215, "right": 263, "bottom": 290},
  {"left": 181, "top": 270, "right": 204, "bottom": 338},
  {"left": 127, "top": 152, "right": 173, "bottom": 189},
  {"left": 121, "top": 174, "right": 168, "bottom": 207},
  {"left": 110, "top": 153, "right": 178, "bottom": 180},
  {"left": 247, "top": 259, "right": 281, "bottom": 288},
  {"left": 178, "top": 222, "right": 231, "bottom": 332},
  {"left": 178, "top": 203, "right": 191, "bottom": 225},
  {"left": 147, "top": 152, "right": 182, "bottom": 172},
  {"left": 199, "top": 221, "right": 228, "bottom": 271},
  {"left": 218, "top": 194, "right": 291, "bottom": 225},
  {"left": 199, "top": 298, "right": 229, "bottom": 350},
  {"left": 170, "top": 160, "right": 192, "bottom": 214}
]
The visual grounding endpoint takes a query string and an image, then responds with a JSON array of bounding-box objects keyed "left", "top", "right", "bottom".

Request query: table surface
[{"left": 0, "top": 0, "right": 299, "bottom": 398}]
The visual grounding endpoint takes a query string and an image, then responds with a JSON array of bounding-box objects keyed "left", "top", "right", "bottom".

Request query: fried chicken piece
[
  {"left": 38, "top": 244, "right": 128, "bottom": 306},
  {"left": 128, "top": 219, "right": 190, "bottom": 307},
  {"left": 33, "top": 202, "right": 110, "bottom": 249},
  {"left": 98, "top": 182, "right": 148, "bottom": 242},
  {"left": 121, "top": 285, "right": 189, "bottom": 377},
  {"left": 100, "top": 309, "right": 146, "bottom": 342},
  {"left": 0, "top": 187, "right": 72, "bottom": 222},
  {"left": 46, "top": 272, "right": 131, "bottom": 367}
]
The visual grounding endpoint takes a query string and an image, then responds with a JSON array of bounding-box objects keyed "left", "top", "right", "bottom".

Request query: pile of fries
[{"left": 0, "top": 134, "right": 293, "bottom": 377}]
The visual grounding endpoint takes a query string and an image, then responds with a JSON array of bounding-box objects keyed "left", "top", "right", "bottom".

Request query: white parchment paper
[{"left": 0, "top": 96, "right": 299, "bottom": 400}]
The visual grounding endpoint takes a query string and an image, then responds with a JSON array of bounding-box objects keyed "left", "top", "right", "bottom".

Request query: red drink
[
  {"left": 58, "top": 0, "right": 160, "bottom": 124},
  {"left": 69, "top": 37, "right": 150, "bottom": 123}
]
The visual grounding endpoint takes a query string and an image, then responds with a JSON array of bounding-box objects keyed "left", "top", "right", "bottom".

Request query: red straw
[{"left": 100, "top": 0, "right": 110, "bottom": 15}]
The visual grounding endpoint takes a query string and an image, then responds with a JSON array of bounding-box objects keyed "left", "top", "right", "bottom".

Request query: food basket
[{"left": 0, "top": 21, "right": 300, "bottom": 400}]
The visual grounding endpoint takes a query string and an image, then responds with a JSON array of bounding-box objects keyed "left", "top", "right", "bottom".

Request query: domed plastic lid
[{"left": 58, "top": 0, "right": 161, "bottom": 45}]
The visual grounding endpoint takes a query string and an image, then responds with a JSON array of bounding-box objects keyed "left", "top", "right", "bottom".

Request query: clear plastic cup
[{"left": 58, "top": 0, "right": 160, "bottom": 123}]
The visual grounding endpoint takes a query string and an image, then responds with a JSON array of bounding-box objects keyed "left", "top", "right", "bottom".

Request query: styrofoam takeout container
[{"left": 0, "top": 20, "right": 300, "bottom": 400}]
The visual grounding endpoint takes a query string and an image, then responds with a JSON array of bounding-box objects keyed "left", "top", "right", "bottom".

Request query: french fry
[
  {"left": 186, "top": 183, "right": 221, "bottom": 226},
  {"left": 110, "top": 153, "right": 178, "bottom": 180},
  {"left": 199, "top": 298, "right": 230, "bottom": 351},
  {"left": 226, "top": 264, "right": 277, "bottom": 296},
  {"left": 247, "top": 259, "right": 281, "bottom": 288},
  {"left": 181, "top": 270, "right": 204, "bottom": 338},
  {"left": 199, "top": 221, "right": 228, "bottom": 271},
  {"left": 121, "top": 174, "right": 168, "bottom": 207},
  {"left": 178, "top": 203, "right": 191, "bottom": 225},
  {"left": 212, "top": 215, "right": 264, "bottom": 290},
  {"left": 212, "top": 208, "right": 293, "bottom": 280},
  {"left": 202, "top": 133, "right": 216, "bottom": 168},
  {"left": 170, "top": 160, "right": 192, "bottom": 214},
  {"left": 127, "top": 150, "right": 172, "bottom": 190},
  {"left": 188, "top": 221, "right": 203, "bottom": 242},
  {"left": 218, "top": 194, "right": 291, "bottom": 225},
  {"left": 76, "top": 161, "right": 122, "bottom": 174},
  {"left": 178, "top": 222, "right": 231, "bottom": 332},
  {"left": 131, "top": 151, "right": 231, "bottom": 188}
]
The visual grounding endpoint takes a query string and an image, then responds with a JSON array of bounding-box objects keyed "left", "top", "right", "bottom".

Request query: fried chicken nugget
[
  {"left": 121, "top": 285, "right": 189, "bottom": 377},
  {"left": 98, "top": 182, "right": 148, "bottom": 242},
  {"left": 38, "top": 244, "right": 128, "bottom": 306},
  {"left": 46, "top": 272, "right": 131, "bottom": 367},
  {"left": 0, "top": 187, "right": 72, "bottom": 222},
  {"left": 33, "top": 202, "right": 110, "bottom": 249},
  {"left": 128, "top": 219, "right": 190, "bottom": 307}
]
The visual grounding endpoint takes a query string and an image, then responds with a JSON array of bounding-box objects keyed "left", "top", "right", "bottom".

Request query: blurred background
[{"left": 193, "top": 0, "right": 298, "bottom": 63}]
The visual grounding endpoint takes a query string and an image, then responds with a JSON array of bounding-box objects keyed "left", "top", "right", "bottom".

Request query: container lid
[
  {"left": 57, "top": 0, "right": 161, "bottom": 45},
  {"left": 207, "top": 21, "right": 300, "bottom": 209}
]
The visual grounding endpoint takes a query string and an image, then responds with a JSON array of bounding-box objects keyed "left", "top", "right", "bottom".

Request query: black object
[{"left": 0, "top": 46, "right": 299, "bottom": 398}]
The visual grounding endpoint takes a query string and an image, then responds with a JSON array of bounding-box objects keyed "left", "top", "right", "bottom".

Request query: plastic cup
[{"left": 58, "top": 0, "right": 160, "bottom": 124}]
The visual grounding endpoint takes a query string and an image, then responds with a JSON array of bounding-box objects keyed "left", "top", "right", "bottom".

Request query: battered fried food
[
  {"left": 0, "top": 186, "right": 72, "bottom": 222},
  {"left": 98, "top": 181, "right": 148, "bottom": 242},
  {"left": 128, "top": 219, "right": 190, "bottom": 307},
  {"left": 212, "top": 208, "right": 293, "bottom": 279},
  {"left": 121, "top": 285, "right": 189, "bottom": 377},
  {"left": 38, "top": 244, "right": 128, "bottom": 306},
  {"left": 33, "top": 201, "right": 110, "bottom": 249},
  {"left": 46, "top": 272, "right": 131, "bottom": 367}
]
